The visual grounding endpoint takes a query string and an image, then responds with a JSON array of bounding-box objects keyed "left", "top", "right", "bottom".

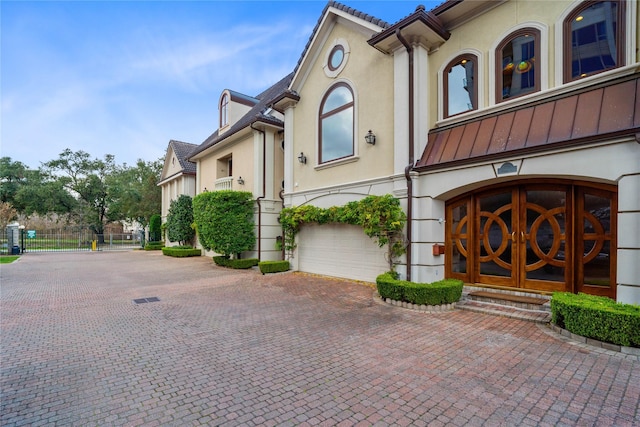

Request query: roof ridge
[{"left": 292, "top": 1, "right": 390, "bottom": 79}]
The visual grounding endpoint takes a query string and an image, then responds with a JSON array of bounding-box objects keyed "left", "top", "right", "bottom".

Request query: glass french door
[{"left": 447, "top": 182, "right": 616, "bottom": 298}]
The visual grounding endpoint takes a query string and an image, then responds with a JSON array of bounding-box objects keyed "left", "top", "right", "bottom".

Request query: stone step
[
  {"left": 466, "top": 290, "right": 551, "bottom": 312},
  {"left": 456, "top": 300, "right": 552, "bottom": 324}
]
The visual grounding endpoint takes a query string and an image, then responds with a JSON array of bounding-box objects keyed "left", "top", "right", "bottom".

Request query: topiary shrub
[
  {"left": 551, "top": 292, "right": 640, "bottom": 348},
  {"left": 149, "top": 214, "right": 162, "bottom": 242},
  {"left": 193, "top": 191, "right": 255, "bottom": 258},
  {"left": 166, "top": 195, "right": 195, "bottom": 246},
  {"left": 259, "top": 260, "right": 290, "bottom": 274},
  {"left": 376, "top": 272, "right": 463, "bottom": 306},
  {"left": 213, "top": 255, "right": 258, "bottom": 269},
  {"left": 162, "top": 246, "right": 201, "bottom": 257}
]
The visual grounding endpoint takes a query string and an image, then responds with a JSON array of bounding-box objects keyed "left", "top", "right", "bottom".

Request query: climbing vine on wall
[{"left": 279, "top": 194, "right": 407, "bottom": 268}]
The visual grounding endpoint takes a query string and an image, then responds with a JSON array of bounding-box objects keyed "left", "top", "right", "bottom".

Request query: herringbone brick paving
[{"left": 1, "top": 251, "right": 638, "bottom": 426}]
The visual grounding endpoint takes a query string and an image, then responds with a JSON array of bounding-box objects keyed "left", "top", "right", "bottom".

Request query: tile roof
[
  {"left": 292, "top": 1, "right": 391, "bottom": 77},
  {"left": 416, "top": 74, "right": 640, "bottom": 171},
  {"left": 168, "top": 140, "right": 197, "bottom": 175},
  {"left": 189, "top": 72, "right": 294, "bottom": 159}
]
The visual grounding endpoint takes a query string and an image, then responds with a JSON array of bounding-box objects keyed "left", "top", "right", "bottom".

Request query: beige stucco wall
[
  {"left": 291, "top": 22, "right": 395, "bottom": 192},
  {"left": 197, "top": 135, "right": 255, "bottom": 194}
]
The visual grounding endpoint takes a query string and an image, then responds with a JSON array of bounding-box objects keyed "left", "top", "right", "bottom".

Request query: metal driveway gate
[{"left": 10, "top": 227, "right": 143, "bottom": 253}]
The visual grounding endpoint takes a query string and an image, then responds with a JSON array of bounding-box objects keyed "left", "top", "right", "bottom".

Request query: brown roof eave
[
  {"left": 415, "top": 128, "right": 640, "bottom": 173},
  {"left": 368, "top": 7, "right": 450, "bottom": 49},
  {"left": 188, "top": 116, "right": 283, "bottom": 161}
]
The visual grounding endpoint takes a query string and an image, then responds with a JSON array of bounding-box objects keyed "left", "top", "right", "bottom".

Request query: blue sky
[{"left": 1, "top": 1, "right": 440, "bottom": 169}]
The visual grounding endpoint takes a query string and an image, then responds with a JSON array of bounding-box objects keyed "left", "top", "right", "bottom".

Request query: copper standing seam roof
[{"left": 415, "top": 74, "right": 640, "bottom": 171}]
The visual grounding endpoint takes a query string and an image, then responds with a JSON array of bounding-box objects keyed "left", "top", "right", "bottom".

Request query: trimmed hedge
[
  {"left": 162, "top": 246, "right": 201, "bottom": 257},
  {"left": 551, "top": 292, "right": 640, "bottom": 348},
  {"left": 144, "top": 241, "right": 165, "bottom": 251},
  {"left": 259, "top": 260, "right": 290, "bottom": 274},
  {"left": 376, "top": 272, "right": 463, "bottom": 306},
  {"left": 213, "top": 256, "right": 259, "bottom": 269}
]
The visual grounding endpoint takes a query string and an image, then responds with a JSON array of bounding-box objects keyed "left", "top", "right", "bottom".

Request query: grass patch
[{"left": 0, "top": 256, "right": 20, "bottom": 264}]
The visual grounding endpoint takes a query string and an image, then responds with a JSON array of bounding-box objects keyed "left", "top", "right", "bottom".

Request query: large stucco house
[{"left": 160, "top": 0, "right": 639, "bottom": 305}]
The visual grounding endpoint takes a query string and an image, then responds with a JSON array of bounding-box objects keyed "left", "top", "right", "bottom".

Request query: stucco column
[
  {"left": 616, "top": 173, "right": 640, "bottom": 305},
  {"left": 283, "top": 106, "right": 295, "bottom": 198}
]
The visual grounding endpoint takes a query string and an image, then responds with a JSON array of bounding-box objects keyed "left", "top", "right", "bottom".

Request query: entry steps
[{"left": 457, "top": 286, "right": 552, "bottom": 323}]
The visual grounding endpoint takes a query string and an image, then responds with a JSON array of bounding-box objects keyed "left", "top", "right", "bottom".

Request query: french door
[{"left": 446, "top": 182, "right": 616, "bottom": 298}]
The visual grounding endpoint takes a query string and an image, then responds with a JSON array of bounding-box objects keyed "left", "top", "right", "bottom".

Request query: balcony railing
[{"left": 214, "top": 176, "right": 233, "bottom": 191}]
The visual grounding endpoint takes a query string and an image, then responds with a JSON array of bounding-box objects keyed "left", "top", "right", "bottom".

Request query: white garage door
[{"left": 297, "top": 223, "right": 388, "bottom": 283}]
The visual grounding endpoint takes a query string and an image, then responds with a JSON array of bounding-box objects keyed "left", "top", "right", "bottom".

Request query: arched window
[
  {"left": 220, "top": 93, "right": 229, "bottom": 128},
  {"left": 496, "top": 28, "right": 540, "bottom": 102},
  {"left": 444, "top": 54, "right": 478, "bottom": 117},
  {"left": 319, "top": 83, "right": 354, "bottom": 164},
  {"left": 564, "top": 1, "right": 625, "bottom": 82}
]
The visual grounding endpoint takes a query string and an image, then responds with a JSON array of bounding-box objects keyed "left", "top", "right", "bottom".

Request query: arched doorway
[{"left": 445, "top": 181, "right": 616, "bottom": 298}]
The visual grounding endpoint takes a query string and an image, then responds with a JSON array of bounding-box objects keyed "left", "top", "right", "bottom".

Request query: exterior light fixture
[
  {"left": 297, "top": 152, "right": 307, "bottom": 164},
  {"left": 365, "top": 130, "right": 376, "bottom": 145},
  {"left": 237, "top": 176, "right": 245, "bottom": 185}
]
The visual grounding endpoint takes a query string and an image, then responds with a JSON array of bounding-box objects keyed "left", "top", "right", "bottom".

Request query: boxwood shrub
[
  {"left": 162, "top": 246, "right": 201, "bottom": 257},
  {"left": 259, "top": 260, "right": 290, "bottom": 274},
  {"left": 551, "top": 292, "right": 640, "bottom": 348},
  {"left": 376, "top": 272, "right": 463, "bottom": 306},
  {"left": 144, "top": 241, "right": 165, "bottom": 251},
  {"left": 213, "top": 256, "right": 259, "bottom": 269}
]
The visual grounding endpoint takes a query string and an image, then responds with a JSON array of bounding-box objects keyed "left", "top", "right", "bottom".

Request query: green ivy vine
[{"left": 279, "top": 194, "right": 407, "bottom": 268}]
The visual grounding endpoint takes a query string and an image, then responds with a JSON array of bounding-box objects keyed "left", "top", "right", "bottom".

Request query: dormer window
[{"left": 220, "top": 93, "right": 229, "bottom": 128}]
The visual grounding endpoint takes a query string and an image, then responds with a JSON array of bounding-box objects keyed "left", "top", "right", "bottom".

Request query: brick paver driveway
[{"left": 1, "top": 251, "right": 639, "bottom": 426}]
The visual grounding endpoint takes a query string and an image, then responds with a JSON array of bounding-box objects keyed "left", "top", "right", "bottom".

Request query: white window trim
[
  {"left": 488, "top": 21, "right": 549, "bottom": 106},
  {"left": 323, "top": 38, "right": 351, "bottom": 78},
  {"left": 555, "top": 0, "right": 636, "bottom": 85},
  {"left": 316, "top": 78, "right": 358, "bottom": 167},
  {"left": 437, "top": 48, "right": 484, "bottom": 122}
]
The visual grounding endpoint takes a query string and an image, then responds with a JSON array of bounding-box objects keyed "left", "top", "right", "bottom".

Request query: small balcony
[{"left": 214, "top": 176, "right": 233, "bottom": 191}]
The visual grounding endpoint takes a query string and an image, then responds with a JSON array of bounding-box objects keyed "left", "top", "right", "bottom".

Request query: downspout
[
  {"left": 251, "top": 123, "right": 266, "bottom": 261},
  {"left": 396, "top": 28, "right": 414, "bottom": 282}
]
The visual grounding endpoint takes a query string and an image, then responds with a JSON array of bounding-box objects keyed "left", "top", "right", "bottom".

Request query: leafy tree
[
  {"left": 14, "top": 169, "right": 78, "bottom": 217},
  {"left": 108, "top": 158, "right": 162, "bottom": 229},
  {"left": 193, "top": 190, "right": 255, "bottom": 257},
  {"left": 149, "top": 214, "right": 162, "bottom": 242},
  {"left": 0, "top": 157, "right": 28, "bottom": 210},
  {"left": 166, "top": 195, "right": 195, "bottom": 246},
  {"left": 42, "top": 149, "right": 119, "bottom": 238}
]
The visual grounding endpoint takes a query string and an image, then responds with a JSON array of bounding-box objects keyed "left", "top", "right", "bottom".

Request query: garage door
[{"left": 297, "top": 223, "right": 388, "bottom": 283}]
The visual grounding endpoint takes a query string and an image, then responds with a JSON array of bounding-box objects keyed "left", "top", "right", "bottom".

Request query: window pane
[
  {"left": 321, "top": 107, "right": 353, "bottom": 161},
  {"left": 582, "top": 193, "right": 612, "bottom": 287},
  {"left": 570, "top": 2, "right": 618, "bottom": 79},
  {"left": 322, "top": 86, "right": 352, "bottom": 114},
  {"left": 501, "top": 34, "right": 536, "bottom": 99},
  {"left": 447, "top": 59, "right": 475, "bottom": 116}
]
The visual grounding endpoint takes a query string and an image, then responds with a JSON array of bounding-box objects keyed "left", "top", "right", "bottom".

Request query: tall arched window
[
  {"left": 496, "top": 28, "right": 540, "bottom": 102},
  {"left": 220, "top": 93, "right": 229, "bottom": 128},
  {"left": 444, "top": 54, "right": 478, "bottom": 117},
  {"left": 564, "top": 1, "right": 625, "bottom": 82},
  {"left": 319, "top": 83, "right": 354, "bottom": 164}
]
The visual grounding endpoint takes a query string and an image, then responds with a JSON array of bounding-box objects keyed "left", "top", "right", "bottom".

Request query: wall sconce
[
  {"left": 237, "top": 176, "right": 245, "bottom": 185},
  {"left": 365, "top": 129, "right": 376, "bottom": 145},
  {"left": 297, "top": 152, "right": 307, "bottom": 164}
]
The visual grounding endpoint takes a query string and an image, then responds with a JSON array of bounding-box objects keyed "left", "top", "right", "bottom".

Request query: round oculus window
[{"left": 328, "top": 45, "right": 344, "bottom": 71}]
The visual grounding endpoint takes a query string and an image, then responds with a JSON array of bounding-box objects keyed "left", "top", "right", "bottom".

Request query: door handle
[
  {"left": 511, "top": 231, "right": 516, "bottom": 242},
  {"left": 520, "top": 231, "right": 525, "bottom": 243}
]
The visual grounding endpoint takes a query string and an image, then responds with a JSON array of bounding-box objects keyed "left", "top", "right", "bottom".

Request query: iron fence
[{"left": 3, "top": 227, "right": 144, "bottom": 253}]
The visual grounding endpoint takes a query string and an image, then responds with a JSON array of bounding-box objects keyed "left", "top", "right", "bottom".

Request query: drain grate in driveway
[{"left": 133, "top": 297, "right": 160, "bottom": 304}]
